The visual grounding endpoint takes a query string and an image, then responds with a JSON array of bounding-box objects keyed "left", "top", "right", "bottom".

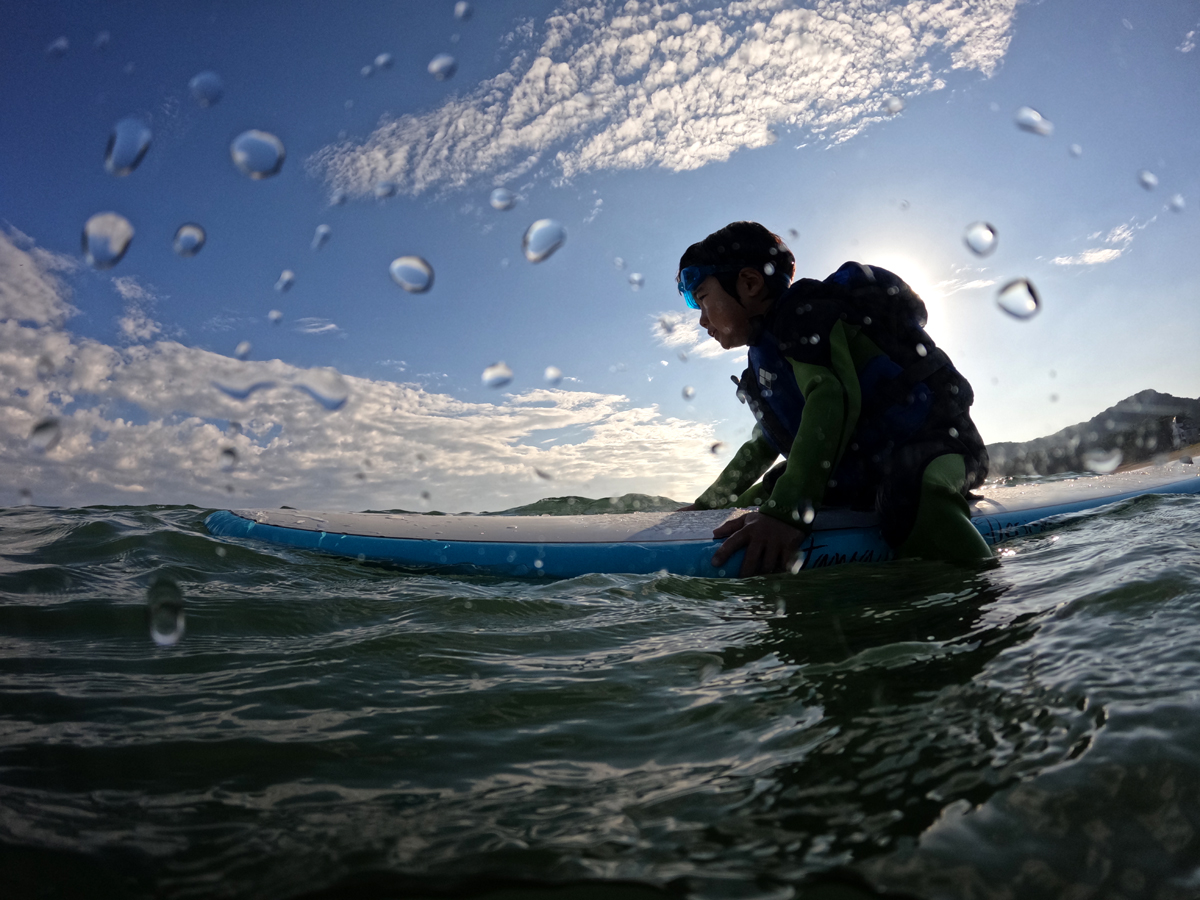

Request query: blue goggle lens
[{"left": 677, "top": 265, "right": 739, "bottom": 310}]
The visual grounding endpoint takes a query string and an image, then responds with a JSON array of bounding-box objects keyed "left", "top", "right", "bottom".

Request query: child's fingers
[
  {"left": 712, "top": 514, "right": 748, "bottom": 539},
  {"left": 711, "top": 526, "right": 750, "bottom": 567},
  {"left": 739, "top": 539, "right": 765, "bottom": 577}
]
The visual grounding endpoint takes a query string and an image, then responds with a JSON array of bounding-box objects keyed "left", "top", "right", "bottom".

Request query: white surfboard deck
[{"left": 205, "top": 463, "right": 1200, "bottom": 578}]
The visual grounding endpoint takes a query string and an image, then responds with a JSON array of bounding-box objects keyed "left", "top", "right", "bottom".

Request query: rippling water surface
[{"left": 4, "top": 491, "right": 1200, "bottom": 899}]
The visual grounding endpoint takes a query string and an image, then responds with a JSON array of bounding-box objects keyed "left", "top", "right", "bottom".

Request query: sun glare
[{"left": 863, "top": 254, "right": 939, "bottom": 305}]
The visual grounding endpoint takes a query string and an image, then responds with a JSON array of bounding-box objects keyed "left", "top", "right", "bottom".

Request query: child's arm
[
  {"left": 759, "top": 317, "right": 863, "bottom": 525},
  {"left": 690, "top": 429, "right": 778, "bottom": 509}
]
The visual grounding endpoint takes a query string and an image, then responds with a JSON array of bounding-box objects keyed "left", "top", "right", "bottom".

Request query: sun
[{"left": 861, "top": 253, "right": 940, "bottom": 305}]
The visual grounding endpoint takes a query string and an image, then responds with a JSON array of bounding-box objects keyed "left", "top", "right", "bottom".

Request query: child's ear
[{"left": 738, "top": 266, "right": 765, "bottom": 300}]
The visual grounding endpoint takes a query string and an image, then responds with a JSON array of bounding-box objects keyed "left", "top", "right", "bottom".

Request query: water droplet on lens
[
  {"left": 763, "top": 262, "right": 776, "bottom": 276},
  {"left": 104, "top": 118, "right": 151, "bottom": 176},
  {"left": 213, "top": 379, "right": 275, "bottom": 401},
  {"left": 454, "top": 1, "right": 473, "bottom": 21},
  {"left": 36, "top": 355, "right": 56, "bottom": 379},
  {"left": 996, "top": 279, "right": 1040, "bottom": 319},
  {"left": 614, "top": 256, "right": 625, "bottom": 269},
  {"left": 311, "top": 223, "right": 332, "bottom": 251},
  {"left": 230, "top": 130, "right": 285, "bottom": 179},
  {"left": 268, "top": 309, "right": 283, "bottom": 324},
  {"left": 82, "top": 212, "right": 134, "bottom": 269},
  {"left": 522, "top": 219, "right": 566, "bottom": 263},
  {"left": 275, "top": 270, "right": 295, "bottom": 292},
  {"left": 628, "top": 272, "right": 645, "bottom": 290},
  {"left": 915, "top": 343, "right": 927, "bottom": 357},
  {"left": 1069, "top": 143, "right": 1083, "bottom": 158},
  {"left": 682, "top": 386, "right": 695, "bottom": 400},
  {"left": 802, "top": 502, "right": 815, "bottom": 525},
  {"left": 1170, "top": 194, "right": 1186, "bottom": 212},
  {"left": 360, "top": 65, "right": 374, "bottom": 78},
  {"left": 883, "top": 96, "right": 904, "bottom": 115},
  {"left": 1138, "top": 169, "right": 1158, "bottom": 190},
  {"left": 1014, "top": 106, "right": 1053, "bottom": 136},
  {"left": 374, "top": 181, "right": 397, "bottom": 199},
  {"left": 93, "top": 31, "right": 111, "bottom": 51},
  {"left": 535, "top": 468, "right": 552, "bottom": 480},
  {"left": 221, "top": 446, "right": 238, "bottom": 470},
  {"left": 189, "top": 70, "right": 224, "bottom": 107},
  {"left": 389, "top": 256, "right": 434, "bottom": 293},
  {"left": 147, "top": 578, "right": 185, "bottom": 647},
  {"left": 29, "top": 418, "right": 61, "bottom": 453},
  {"left": 295, "top": 368, "right": 350, "bottom": 411},
  {"left": 964, "top": 221, "right": 997, "bottom": 256},
  {"left": 710, "top": 441, "right": 724, "bottom": 454},
  {"left": 234, "top": 341, "right": 252, "bottom": 360},
  {"left": 375, "top": 52, "right": 394, "bottom": 70},
  {"left": 544, "top": 366, "right": 562, "bottom": 385},
  {"left": 1082, "top": 447, "right": 1123, "bottom": 474},
  {"left": 330, "top": 189, "right": 347, "bottom": 206},
  {"left": 482, "top": 362, "right": 513, "bottom": 388},
  {"left": 489, "top": 188, "right": 515, "bottom": 210},
  {"left": 428, "top": 53, "right": 457, "bottom": 80},
  {"left": 788, "top": 229, "right": 799, "bottom": 239},
  {"left": 46, "top": 36, "right": 69, "bottom": 57},
  {"left": 173, "top": 223, "right": 206, "bottom": 257}
]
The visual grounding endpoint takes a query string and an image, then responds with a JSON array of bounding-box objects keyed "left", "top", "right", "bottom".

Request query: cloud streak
[
  {"left": 650, "top": 310, "right": 736, "bottom": 359},
  {"left": 1, "top": 231, "right": 723, "bottom": 511},
  {"left": 309, "top": 0, "right": 1018, "bottom": 197},
  {"left": 1051, "top": 218, "right": 1151, "bottom": 267}
]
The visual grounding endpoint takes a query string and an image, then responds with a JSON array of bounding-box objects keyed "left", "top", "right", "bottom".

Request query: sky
[{"left": 2, "top": 0, "right": 1199, "bottom": 512}]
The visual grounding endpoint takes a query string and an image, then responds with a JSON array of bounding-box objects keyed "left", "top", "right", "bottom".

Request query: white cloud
[
  {"left": 1050, "top": 248, "right": 1122, "bottom": 267},
  {"left": 1, "top": 230, "right": 724, "bottom": 510},
  {"left": 1104, "top": 223, "right": 1136, "bottom": 246},
  {"left": 1050, "top": 217, "right": 1153, "bottom": 267},
  {"left": 294, "top": 317, "right": 342, "bottom": 335},
  {"left": 651, "top": 310, "right": 738, "bottom": 359},
  {"left": 309, "top": 0, "right": 1017, "bottom": 196},
  {"left": 0, "top": 226, "right": 77, "bottom": 326},
  {"left": 112, "top": 275, "right": 163, "bottom": 342},
  {"left": 935, "top": 277, "right": 996, "bottom": 295}
]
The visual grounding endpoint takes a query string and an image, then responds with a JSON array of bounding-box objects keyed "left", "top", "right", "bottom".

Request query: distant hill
[{"left": 986, "top": 389, "right": 1200, "bottom": 478}]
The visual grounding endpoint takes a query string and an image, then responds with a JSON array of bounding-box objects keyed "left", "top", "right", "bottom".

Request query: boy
[{"left": 677, "top": 221, "right": 991, "bottom": 576}]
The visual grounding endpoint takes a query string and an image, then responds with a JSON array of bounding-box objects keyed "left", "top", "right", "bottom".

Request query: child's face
[{"left": 695, "top": 274, "right": 756, "bottom": 348}]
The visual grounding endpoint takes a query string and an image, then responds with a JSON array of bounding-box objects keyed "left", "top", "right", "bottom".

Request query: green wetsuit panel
[
  {"left": 758, "top": 319, "right": 863, "bottom": 526},
  {"left": 897, "top": 454, "right": 994, "bottom": 562},
  {"left": 692, "top": 429, "right": 778, "bottom": 509}
]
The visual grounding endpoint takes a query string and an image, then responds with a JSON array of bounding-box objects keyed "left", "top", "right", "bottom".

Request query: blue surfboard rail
[{"left": 204, "top": 473, "right": 1200, "bottom": 579}]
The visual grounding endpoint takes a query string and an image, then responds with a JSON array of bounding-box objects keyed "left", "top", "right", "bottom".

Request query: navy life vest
[{"left": 735, "top": 262, "right": 988, "bottom": 519}]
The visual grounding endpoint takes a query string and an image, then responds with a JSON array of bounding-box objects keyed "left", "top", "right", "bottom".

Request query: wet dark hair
[{"left": 677, "top": 221, "right": 795, "bottom": 302}]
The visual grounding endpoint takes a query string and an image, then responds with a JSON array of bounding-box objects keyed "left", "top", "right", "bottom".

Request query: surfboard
[{"left": 204, "top": 464, "right": 1200, "bottom": 578}]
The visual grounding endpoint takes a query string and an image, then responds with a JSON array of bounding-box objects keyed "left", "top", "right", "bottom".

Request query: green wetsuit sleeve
[
  {"left": 759, "top": 321, "right": 862, "bottom": 527},
  {"left": 692, "top": 431, "right": 778, "bottom": 509}
]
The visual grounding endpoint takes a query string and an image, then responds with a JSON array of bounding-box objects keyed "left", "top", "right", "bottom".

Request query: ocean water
[{"left": 3, "top": 491, "right": 1200, "bottom": 900}]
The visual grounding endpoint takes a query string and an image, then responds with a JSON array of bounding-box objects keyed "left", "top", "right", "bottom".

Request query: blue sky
[{"left": 3, "top": 0, "right": 1199, "bottom": 511}]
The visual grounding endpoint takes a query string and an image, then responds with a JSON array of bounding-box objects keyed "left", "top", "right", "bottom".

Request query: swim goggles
[{"left": 677, "top": 265, "right": 744, "bottom": 309}]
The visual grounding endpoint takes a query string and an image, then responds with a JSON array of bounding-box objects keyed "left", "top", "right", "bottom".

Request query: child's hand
[{"left": 712, "top": 511, "right": 805, "bottom": 577}]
